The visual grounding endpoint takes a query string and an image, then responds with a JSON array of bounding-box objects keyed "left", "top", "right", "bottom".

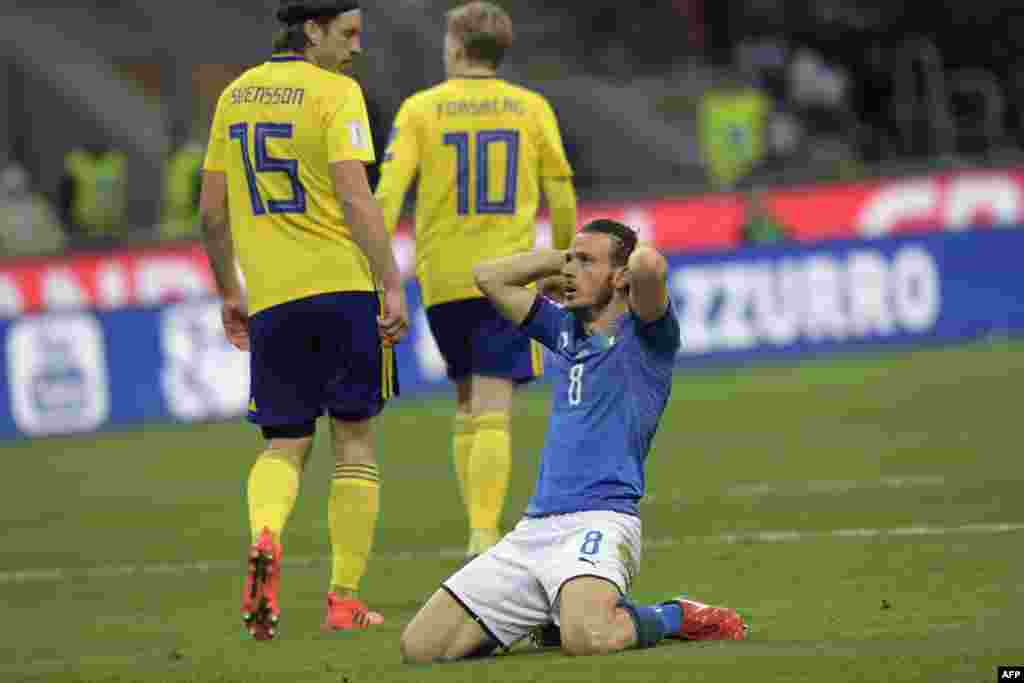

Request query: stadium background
[{"left": 1, "top": 1, "right": 1022, "bottom": 681}]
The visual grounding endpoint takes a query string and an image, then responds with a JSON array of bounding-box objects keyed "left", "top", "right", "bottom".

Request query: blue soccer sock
[
  {"left": 617, "top": 599, "right": 668, "bottom": 648},
  {"left": 653, "top": 601, "right": 683, "bottom": 635}
]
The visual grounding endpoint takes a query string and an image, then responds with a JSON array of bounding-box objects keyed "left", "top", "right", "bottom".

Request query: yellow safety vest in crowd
[
  {"left": 162, "top": 143, "right": 205, "bottom": 240},
  {"left": 699, "top": 87, "right": 769, "bottom": 190},
  {"left": 64, "top": 150, "right": 127, "bottom": 237}
]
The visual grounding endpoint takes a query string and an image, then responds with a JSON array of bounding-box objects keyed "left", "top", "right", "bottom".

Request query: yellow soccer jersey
[
  {"left": 204, "top": 53, "right": 375, "bottom": 314},
  {"left": 375, "top": 77, "right": 573, "bottom": 307}
]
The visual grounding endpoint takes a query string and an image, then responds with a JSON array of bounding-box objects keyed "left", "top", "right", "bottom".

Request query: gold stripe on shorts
[
  {"left": 381, "top": 344, "right": 396, "bottom": 401},
  {"left": 530, "top": 339, "right": 545, "bottom": 378}
]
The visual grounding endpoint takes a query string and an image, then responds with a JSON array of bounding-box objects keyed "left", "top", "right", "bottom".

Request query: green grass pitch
[{"left": 2, "top": 340, "right": 1023, "bottom": 682}]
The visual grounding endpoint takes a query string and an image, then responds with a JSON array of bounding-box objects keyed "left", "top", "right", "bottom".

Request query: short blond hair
[{"left": 446, "top": 2, "right": 514, "bottom": 69}]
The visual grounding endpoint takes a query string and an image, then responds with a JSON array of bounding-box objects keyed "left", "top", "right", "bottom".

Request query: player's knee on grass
[
  {"left": 400, "top": 589, "right": 496, "bottom": 664},
  {"left": 399, "top": 628, "right": 443, "bottom": 665},
  {"left": 559, "top": 614, "right": 635, "bottom": 657},
  {"left": 557, "top": 577, "right": 636, "bottom": 657},
  {"left": 399, "top": 630, "right": 496, "bottom": 665}
]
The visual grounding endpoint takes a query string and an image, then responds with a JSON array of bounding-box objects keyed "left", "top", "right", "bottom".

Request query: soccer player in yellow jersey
[
  {"left": 375, "top": 1, "right": 578, "bottom": 558},
  {"left": 199, "top": 0, "right": 408, "bottom": 640}
]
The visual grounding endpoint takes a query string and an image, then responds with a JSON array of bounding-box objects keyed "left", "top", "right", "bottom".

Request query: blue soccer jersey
[{"left": 520, "top": 296, "right": 681, "bottom": 517}]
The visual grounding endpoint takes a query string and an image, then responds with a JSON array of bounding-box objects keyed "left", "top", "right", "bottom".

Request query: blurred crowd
[
  {"left": 2, "top": 0, "right": 1021, "bottom": 260},
  {"left": 0, "top": 136, "right": 204, "bottom": 257}
]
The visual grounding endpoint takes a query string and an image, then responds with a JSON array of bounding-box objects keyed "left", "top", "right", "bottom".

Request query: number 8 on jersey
[{"left": 568, "top": 363, "right": 584, "bottom": 406}]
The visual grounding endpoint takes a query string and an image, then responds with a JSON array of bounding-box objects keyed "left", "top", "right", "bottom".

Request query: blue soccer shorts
[
  {"left": 426, "top": 297, "right": 543, "bottom": 384},
  {"left": 247, "top": 292, "right": 398, "bottom": 429}
]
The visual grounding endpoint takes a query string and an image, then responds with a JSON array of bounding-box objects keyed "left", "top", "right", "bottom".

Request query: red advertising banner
[
  {"left": 765, "top": 169, "right": 1024, "bottom": 242},
  {"left": 0, "top": 244, "right": 215, "bottom": 317},
  {"left": 3, "top": 168, "right": 1023, "bottom": 315},
  {"left": 653, "top": 167, "right": 1024, "bottom": 251}
]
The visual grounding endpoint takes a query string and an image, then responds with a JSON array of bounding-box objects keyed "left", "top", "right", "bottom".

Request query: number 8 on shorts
[{"left": 579, "top": 530, "right": 604, "bottom": 556}]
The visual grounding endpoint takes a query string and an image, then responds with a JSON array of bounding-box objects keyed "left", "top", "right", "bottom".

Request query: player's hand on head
[
  {"left": 619, "top": 266, "right": 632, "bottom": 289},
  {"left": 221, "top": 298, "right": 250, "bottom": 351},
  {"left": 378, "top": 285, "right": 410, "bottom": 346},
  {"left": 539, "top": 275, "right": 566, "bottom": 303}
]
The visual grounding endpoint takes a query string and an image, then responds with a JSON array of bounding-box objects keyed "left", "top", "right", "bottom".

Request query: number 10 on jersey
[{"left": 443, "top": 129, "right": 520, "bottom": 215}]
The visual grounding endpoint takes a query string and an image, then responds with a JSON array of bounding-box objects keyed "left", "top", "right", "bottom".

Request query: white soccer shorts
[{"left": 442, "top": 510, "right": 642, "bottom": 648}]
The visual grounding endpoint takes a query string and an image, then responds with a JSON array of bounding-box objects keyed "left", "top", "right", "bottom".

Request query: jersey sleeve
[
  {"left": 541, "top": 176, "right": 577, "bottom": 250},
  {"left": 202, "top": 96, "right": 228, "bottom": 172},
  {"left": 634, "top": 300, "right": 681, "bottom": 358},
  {"left": 536, "top": 96, "right": 573, "bottom": 179},
  {"left": 520, "top": 295, "right": 568, "bottom": 352},
  {"left": 374, "top": 99, "right": 420, "bottom": 234},
  {"left": 325, "top": 79, "right": 375, "bottom": 165}
]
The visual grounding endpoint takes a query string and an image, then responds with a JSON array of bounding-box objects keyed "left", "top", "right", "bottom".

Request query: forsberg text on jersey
[{"left": 435, "top": 98, "right": 524, "bottom": 117}]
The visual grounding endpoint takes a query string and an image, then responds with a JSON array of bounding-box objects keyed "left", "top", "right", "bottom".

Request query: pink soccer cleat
[
  {"left": 241, "top": 528, "right": 282, "bottom": 641},
  {"left": 321, "top": 593, "right": 384, "bottom": 631}
]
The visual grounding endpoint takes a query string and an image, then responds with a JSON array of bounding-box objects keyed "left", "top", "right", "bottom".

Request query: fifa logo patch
[{"left": 347, "top": 121, "right": 367, "bottom": 149}]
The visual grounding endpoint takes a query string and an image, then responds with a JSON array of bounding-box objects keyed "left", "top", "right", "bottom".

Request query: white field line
[
  {"left": 642, "top": 475, "right": 946, "bottom": 505},
  {"left": 2, "top": 521, "right": 1021, "bottom": 586},
  {"left": 725, "top": 475, "right": 946, "bottom": 499}
]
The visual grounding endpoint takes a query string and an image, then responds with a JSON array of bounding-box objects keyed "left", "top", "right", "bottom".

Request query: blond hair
[{"left": 446, "top": 2, "right": 514, "bottom": 69}]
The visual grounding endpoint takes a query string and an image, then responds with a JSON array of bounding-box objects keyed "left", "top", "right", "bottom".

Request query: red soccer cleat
[
  {"left": 241, "top": 528, "right": 282, "bottom": 641},
  {"left": 664, "top": 597, "right": 748, "bottom": 641},
  {"left": 320, "top": 593, "right": 384, "bottom": 631}
]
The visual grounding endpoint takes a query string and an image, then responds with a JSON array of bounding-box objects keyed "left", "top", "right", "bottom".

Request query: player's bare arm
[
  {"left": 330, "top": 160, "right": 401, "bottom": 289},
  {"left": 199, "top": 169, "right": 249, "bottom": 351},
  {"left": 473, "top": 248, "right": 567, "bottom": 325},
  {"left": 625, "top": 245, "right": 669, "bottom": 322},
  {"left": 331, "top": 160, "right": 409, "bottom": 342},
  {"left": 199, "top": 170, "right": 240, "bottom": 300}
]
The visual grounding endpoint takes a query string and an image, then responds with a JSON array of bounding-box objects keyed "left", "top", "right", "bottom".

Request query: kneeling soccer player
[{"left": 399, "top": 220, "right": 747, "bottom": 662}]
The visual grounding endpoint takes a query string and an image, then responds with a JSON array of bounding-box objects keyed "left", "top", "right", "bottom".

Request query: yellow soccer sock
[
  {"left": 452, "top": 413, "right": 475, "bottom": 510},
  {"left": 467, "top": 412, "right": 511, "bottom": 554},
  {"left": 328, "top": 463, "right": 380, "bottom": 595},
  {"left": 246, "top": 449, "right": 303, "bottom": 544}
]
